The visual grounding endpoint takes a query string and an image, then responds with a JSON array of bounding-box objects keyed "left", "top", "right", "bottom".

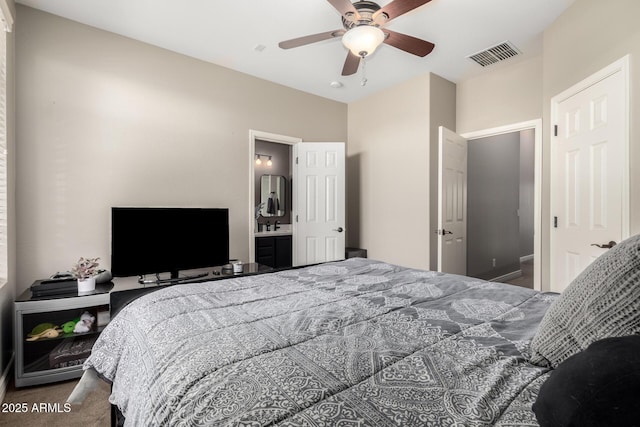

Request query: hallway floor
[{"left": 505, "top": 258, "right": 534, "bottom": 289}]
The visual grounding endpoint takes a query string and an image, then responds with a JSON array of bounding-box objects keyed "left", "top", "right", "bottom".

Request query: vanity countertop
[{"left": 255, "top": 224, "right": 292, "bottom": 237}]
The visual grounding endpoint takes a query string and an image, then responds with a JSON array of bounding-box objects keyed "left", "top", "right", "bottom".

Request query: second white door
[
  {"left": 293, "top": 142, "right": 346, "bottom": 266},
  {"left": 551, "top": 58, "right": 628, "bottom": 292}
]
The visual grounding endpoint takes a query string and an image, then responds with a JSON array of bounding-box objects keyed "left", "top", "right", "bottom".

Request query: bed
[{"left": 78, "top": 236, "right": 640, "bottom": 426}]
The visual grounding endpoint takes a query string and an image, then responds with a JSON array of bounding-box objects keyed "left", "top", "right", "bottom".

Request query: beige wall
[
  {"left": 456, "top": 55, "right": 543, "bottom": 134},
  {"left": 347, "top": 73, "right": 455, "bottom": 270},
  {"left": 347, "top": 74, "right": 430, "bottom": 268},
  {"left": 15, "top": 6, "right": 347, "bottom": 292}
]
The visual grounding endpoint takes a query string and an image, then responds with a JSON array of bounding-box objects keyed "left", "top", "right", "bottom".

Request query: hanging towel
[{"left": 267, "top": 192, "right": 280, "bottom": 214}]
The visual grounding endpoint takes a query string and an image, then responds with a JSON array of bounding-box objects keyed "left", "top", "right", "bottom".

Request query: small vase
[{"left": 77, "top": 277, "right": 96, "bottom": 294}]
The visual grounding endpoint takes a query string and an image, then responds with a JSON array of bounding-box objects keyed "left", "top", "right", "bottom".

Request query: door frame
[
  {"left": 549, "top": 55, "right": 630, "bottom": 289},
  {"left": 248, "top": 130, "right": 301, "bottom": 263},
  {"left": 461, "top": 119, "right": 543, "bottom": 291}
]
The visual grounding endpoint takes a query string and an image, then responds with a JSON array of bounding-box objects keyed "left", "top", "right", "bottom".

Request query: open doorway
[
  {"left": 461, "top": 120, "right": 542, "bottom": 290},
  {"left": 248, "top": 130, "right": 301, "bottom": 263}
]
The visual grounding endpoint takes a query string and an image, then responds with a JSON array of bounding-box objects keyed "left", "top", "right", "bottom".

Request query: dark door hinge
[{"left": 554, "top": 125, "right": 558, "bottom": 137}]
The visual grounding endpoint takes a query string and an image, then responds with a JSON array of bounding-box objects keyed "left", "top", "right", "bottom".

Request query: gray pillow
[{"left": 530, "top": 234, "right": 640, "bottom": 368}]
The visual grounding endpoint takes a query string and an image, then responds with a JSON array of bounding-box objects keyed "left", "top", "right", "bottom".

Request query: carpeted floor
[{"left": 1, "top": 377, "right": 111, "bottom": 427}]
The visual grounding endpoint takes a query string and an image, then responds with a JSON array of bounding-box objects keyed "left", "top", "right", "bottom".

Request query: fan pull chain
[{"left": 360, "top": 56, "right": 368, "bottom": 86}]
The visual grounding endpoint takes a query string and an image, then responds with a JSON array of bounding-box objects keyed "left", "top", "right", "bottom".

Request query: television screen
[{"left": 111, "top": 207, "right": 229, "bottom": 278}]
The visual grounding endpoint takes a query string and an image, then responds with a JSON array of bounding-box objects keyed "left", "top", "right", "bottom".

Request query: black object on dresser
[
  {"left": 345, "top": 247, "right": 367, "bottom": 259},
  {"left": 110, "top": 263, "right": 273, "bottom": 319},
  {"left": 256, "top": 235, "right": 292, "bottom": 268},
  {"left": 30, "top": 279, "right": 79, "bottom": 297}
]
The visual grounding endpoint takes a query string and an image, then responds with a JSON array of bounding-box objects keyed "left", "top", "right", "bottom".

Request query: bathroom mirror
[{"left": 260, "top": 175, "right": 286, "bottom": 217}]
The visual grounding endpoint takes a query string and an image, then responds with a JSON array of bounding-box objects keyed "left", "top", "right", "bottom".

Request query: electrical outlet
[{"left": 492, "top": 258, "right": 496, "bottom": 267}]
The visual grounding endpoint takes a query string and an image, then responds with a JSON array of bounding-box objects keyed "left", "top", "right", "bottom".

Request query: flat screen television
[{"left": 111, "top": 207, "right": 229, "bottom": 278}]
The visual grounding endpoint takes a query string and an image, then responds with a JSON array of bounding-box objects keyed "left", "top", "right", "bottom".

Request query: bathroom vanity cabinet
[{"left": 255, "top": 235, "right": 292, "bottom": 269}]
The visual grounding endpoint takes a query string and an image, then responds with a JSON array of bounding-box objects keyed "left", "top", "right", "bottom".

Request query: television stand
[{"left": 137, "top": 271, "right": 209, "bottom": 285}]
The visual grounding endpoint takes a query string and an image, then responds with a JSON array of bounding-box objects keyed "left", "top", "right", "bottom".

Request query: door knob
[
  {"left": 591, "top": 241, "right": 617, "bottom": 249},
  {"left": 333, "top": 227, "right": 344, "bottom": 233},
  {"left": 435, "top": 229, "right": 453, "bottom": 236}
]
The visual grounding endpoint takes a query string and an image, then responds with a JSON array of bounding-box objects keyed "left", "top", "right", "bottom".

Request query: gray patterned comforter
[{"left": 85, "top": 258, "right": 554, "bottom": 426}]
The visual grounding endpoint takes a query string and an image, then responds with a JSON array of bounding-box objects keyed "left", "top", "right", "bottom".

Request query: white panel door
[
  {"left": 551, "top": 62, "right": 627, "bottom": 293},
  {"left": 438, "top": 127, "right": 467, "bottom": 275},
  {"left": 293, "top": 142, "right": 345, "bottom": 266}
]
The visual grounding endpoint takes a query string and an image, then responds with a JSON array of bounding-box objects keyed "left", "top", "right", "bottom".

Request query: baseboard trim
[
  {"left": 520, "top": 254, "right": 534, "bottom": 263},
  {"left": 491, "top": 270, "right": 522, "bottom": 283},
  {"left": 0, "top": 353, "right": 14, "bottom": 404}
]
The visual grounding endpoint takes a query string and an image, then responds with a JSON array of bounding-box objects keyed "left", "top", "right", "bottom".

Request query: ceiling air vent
[{"left": 467, "top": 41, "right": 521, "bottom": 67}]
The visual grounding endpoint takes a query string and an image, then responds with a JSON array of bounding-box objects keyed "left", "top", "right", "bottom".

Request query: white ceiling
[{"left": 16, "top": 0, "right": 576, "bottom": 103}]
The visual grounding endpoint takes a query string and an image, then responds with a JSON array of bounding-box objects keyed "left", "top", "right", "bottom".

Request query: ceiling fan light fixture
[{"left": 342, "top": 25, "right": 384, "bottom": 57}]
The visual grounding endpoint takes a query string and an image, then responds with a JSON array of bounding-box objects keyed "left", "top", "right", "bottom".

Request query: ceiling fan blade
[
  {"left": 341, "top": 51, "right": 361, "bottom": 76},
  {"left": 373, "top": 0, "right": 432, "bottom": 23},
  {"left": 327, "top": 0, "right": 361, "bottom": 21},
  {"left": 279, "top": 30, "right": 344, "bottom": 49},
  {"left": 383, "top": 29, "right": 434, "bottom": 57}
]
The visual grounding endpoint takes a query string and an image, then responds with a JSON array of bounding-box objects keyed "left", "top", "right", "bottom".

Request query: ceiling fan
[{"left": 279, "top": 0, "right": 435, "bottom": 76}]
